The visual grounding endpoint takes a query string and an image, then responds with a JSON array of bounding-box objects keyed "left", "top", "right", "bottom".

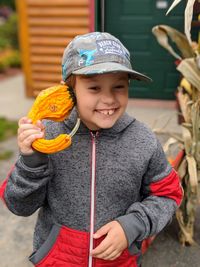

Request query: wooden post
[
  {"left": 15, "top": 0, "right": 33, "bottom": 97},
  {"left": 15, "top": 0, "right": 90, "bottom": 97}
]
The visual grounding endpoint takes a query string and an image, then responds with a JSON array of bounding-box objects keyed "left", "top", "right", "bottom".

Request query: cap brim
[{"left": 72, "top": 62, "right": 152, "bottom": 82}]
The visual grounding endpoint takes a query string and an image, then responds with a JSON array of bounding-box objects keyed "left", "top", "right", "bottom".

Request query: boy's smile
[
  {"left": 74, "top": 73, "right": 129, "bottom": 130},
  {"left": 95, "top": 108, "right": 117, "bottom": 116}
]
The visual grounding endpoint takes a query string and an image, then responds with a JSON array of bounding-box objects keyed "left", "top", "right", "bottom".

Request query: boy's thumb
[{"left": 93, "top": 223, "right": 110, "bottom": 239}]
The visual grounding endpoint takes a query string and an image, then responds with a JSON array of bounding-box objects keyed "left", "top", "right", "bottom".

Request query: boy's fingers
[
  {"left": 91, "top": 236, "right": 111, "bottom": 256},
  {"left": 92, "top": 245, "right": 115, "bottom": 259},
  {"left": 18, "top": 133, "right": 44, "bottom": 150},
  {"left": 18, "top": 117, "right": 28, "bottom": 126},
  {"left": 105, "top": 252, "right": 121, "bottom": 261},
  {"left": 18, "top": 125, "right": 42, "bottom": 136},
  {"left": 99, "top": 248, "right": 119, "bottom": 260},
  {"left": 18, "top": 124, "right": 41, "bottom": 131},
  {"left": 18, "top": 129, "right": 44, "bottom": 143},
  {"left": 18, "top": 117, "right": 32, "bottom": 126},
  {"left": 23, "top": 133, "right": 44, "bottom": 146},
  {"left": 93, "top": 223, "right": 110, "bottom": 239},
  {"left": 35, "top": 120, "right": 45, "bottom": 130},
  {"left": 92, "top": 223, "right": 113, "bottom": 256}
]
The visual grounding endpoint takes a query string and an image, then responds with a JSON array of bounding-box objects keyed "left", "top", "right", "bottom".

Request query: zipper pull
[{"left": 90, "top": 131, "right": 99, "bottom": 139}]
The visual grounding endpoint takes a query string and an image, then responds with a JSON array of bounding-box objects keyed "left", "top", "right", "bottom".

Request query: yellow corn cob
[{"left": 180, "top": 78, "right": 192, "bottom": 95}]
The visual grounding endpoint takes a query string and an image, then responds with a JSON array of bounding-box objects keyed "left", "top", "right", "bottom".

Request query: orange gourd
[{"left": 27, "top": 84, "right": 80, "bottom": 154}]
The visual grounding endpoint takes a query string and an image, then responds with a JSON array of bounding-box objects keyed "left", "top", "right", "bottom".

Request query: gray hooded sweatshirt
[{"left": 3, "top": 108, "right": 182, "bottom": 264}]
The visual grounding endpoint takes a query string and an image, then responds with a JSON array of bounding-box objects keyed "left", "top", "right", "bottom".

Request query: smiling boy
[{"left": 1, "top": 32, "right": 183, "bottom": 267}]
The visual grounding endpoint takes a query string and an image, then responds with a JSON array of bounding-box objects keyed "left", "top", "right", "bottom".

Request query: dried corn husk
[
  {"left": 166, "top": 0, "right": 197, "bottom": 44},
  {"left": 152, "top": 25, "right": 195, "bottom": 59},
  {"left": 197, "top": 55, "right": 200, "bottom": 69},
  {"left": 176, "top": 206, "right": 196, "bottom": 245},
  {"left": 166, "top": 0, "right": 182, "bottom": 15},
  {"left": 177, "top": 58, "right": 200, "bottom": 91},
  {"left": 182, "top": 125, "right": 193, "bottom": 155},
  {"left": 191, "top": 101, "right": 200, "bottom": 165},
  {"left": 163, "top": 137, "right": 178, "bottom": 153},
  {"left": 176, "top": 87, "right": 192, "bottom": 123},
  {"left": 186, "top": 155, "right": 198, "bottom": 192},
  {"left": 175, "top": 152, "right": 198, "bottom": 245},
  {"left": 184, "top": 0, "right": 196, "bottom": 44},
  {"left": 152, "top": 26, "right": 181, "bottom": 59},
  {"left": 177, "top": 157, "right": 187, "bottom": 179}
]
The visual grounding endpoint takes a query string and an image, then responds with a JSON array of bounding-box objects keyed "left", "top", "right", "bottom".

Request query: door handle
[{"left": 156, "top": 0, "right": 168, "bottom": 9}]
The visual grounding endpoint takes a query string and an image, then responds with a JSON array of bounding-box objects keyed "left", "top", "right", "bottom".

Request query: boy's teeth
[{"left": 99, "top": 109, "right": 115, "bottom": 115}]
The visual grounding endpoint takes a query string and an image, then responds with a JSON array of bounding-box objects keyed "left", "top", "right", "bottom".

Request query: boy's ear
[{"left": 68, "top": 86, "right": 76, "bottom": 105}]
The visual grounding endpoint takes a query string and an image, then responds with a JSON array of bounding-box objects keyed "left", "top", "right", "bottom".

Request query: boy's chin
[
  {"left": 83, "top": 116, "right": 120, "bottom": 131},
  {"left": 94, "top": 120, "right": 117, "bottom": 130}
]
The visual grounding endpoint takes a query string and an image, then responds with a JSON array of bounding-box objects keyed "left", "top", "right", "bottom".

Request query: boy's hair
[
  {"left": 62, "top": 32, "right": 152, "bottom": 83},
  {"left": 65, "top": 75, "right": 76, "bottom": 88}
]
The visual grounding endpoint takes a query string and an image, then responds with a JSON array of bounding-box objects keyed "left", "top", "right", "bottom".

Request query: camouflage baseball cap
[{"left": 62, "top": 32, "right": 152, "bottom": 82}]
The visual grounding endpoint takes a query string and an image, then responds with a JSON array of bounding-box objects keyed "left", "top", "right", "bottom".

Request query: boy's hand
[
  {"left": 18, "top": 117, "right": 45, "bottom": 155},
  {"left": 91, "top": 221, "right": 128, "bottom": 261}
]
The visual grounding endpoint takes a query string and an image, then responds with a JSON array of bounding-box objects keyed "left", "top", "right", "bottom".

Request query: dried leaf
[
  {"left": 152, "top": 25, "right": 195, "bottom": 59},
  {"left": 184, "top": 0, "right": 196, "bottom": 44},
  {"left": 166, "top": 0, "right": 182, "bottom": 15},
  {"left": 186, "top": 155, "right": 198, "bottom": 192},
  {"left": 176, "top": 209, "right": 196, "bottom": 245},
  {"left": 163, "top": 137, "right": 178, "bottom": 153},
  {"left": 190, "top": 101, "right": 200, "bottom": 163},
  {"left": 176, "top": 87, "right": 191, "bottom": 123},
  {"left": 177, "top": 157, "right": 187, "bottom": 180},
  {"left": 177, "top": 58, "right": 200, "bottom": 91},
  {"left": 181, "top": 125, "right": 192, "bottom": 155},
  {"left": 152, "top": 26, "right": 181, "bottom": 59}
]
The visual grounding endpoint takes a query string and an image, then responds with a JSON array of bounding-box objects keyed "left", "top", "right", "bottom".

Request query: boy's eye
[
  {"left": 88, "top": 86, "right": 100, "bottom": 91},
  {"left": 114, "top": 85, "right": 125, "bottom": 89}
]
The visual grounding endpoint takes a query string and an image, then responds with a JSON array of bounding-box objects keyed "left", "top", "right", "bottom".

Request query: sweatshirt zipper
[{"left": 88, "top": 132, "right": 98, "bottom": 267}]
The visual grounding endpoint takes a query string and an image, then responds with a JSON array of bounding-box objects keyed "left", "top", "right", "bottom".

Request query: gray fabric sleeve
[
  {"left": 4, "top": 155, "right": 53, "bottom": 217},
  {"left": 116, "top": 138, "right": 178, "bottom": 246},
  {"left": 116, "top": 213, "right": 146, "bottom": 246},
  {"left": 20, "top": 151, "right": 48, "bottom": 168}
]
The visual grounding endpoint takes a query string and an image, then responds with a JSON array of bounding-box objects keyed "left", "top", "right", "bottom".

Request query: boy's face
[{"left": 74, "top": 72, "right": 129, "bottom": 130}]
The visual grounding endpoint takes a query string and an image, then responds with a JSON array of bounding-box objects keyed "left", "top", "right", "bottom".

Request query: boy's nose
[{"left": 101, "top": 91, "right": 115, "bottom": 105}]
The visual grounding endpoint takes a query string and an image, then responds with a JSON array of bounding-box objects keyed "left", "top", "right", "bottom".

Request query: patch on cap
[{"left": 96, "top": 39, "right": 126, "bottom": 57}]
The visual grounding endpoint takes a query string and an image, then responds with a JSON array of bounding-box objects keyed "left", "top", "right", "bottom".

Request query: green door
[{"left": 95, "top": 0, "right": 185, "bottom": 99}]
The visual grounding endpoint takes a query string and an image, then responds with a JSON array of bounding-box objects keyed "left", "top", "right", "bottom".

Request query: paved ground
[{"left": 0, "top": 74, "right": 199, "bottom": 267}]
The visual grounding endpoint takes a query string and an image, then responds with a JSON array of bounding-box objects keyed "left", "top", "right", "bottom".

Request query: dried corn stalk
[
  {"left": 170, "top": 80, "right": 200, "bottom": 246},
  {"left": 153, "top": 23, "right": 200, "bottom": 245},
  {"left": 176, "top": 124, "right": 199, "bottom": 245}
]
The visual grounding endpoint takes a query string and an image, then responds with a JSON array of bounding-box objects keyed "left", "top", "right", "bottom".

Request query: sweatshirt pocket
[
  {"left": 29, "top": 224, "right": 90, "bottom": 267},
  {"left": 29, "top": 224, "right": 61, "bottom": 266}
]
